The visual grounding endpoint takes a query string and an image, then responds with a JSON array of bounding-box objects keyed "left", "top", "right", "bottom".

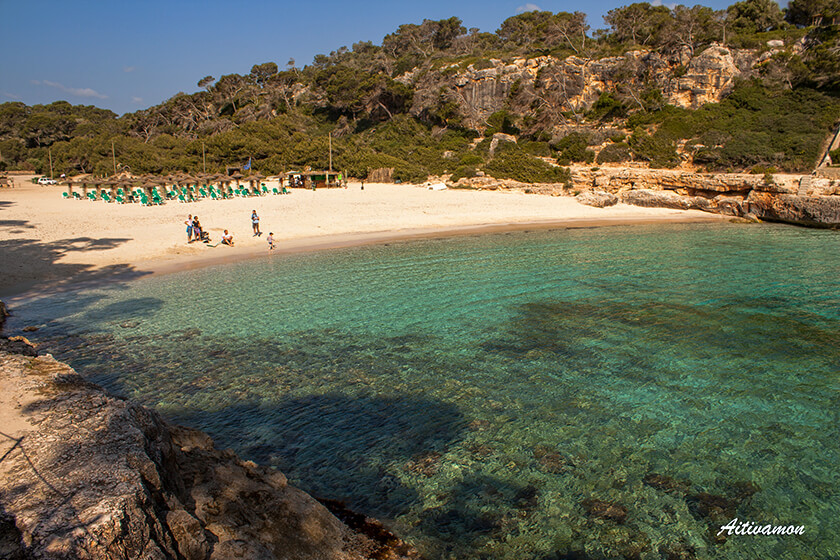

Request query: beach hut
[{"left": 301, "top": 170, "right": 339, "bottom": 190}]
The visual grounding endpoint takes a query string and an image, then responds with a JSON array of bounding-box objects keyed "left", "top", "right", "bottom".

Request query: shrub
[
  {"left": 553, "top": 132, "right": 595, "bottom": 164},
  {"left": 484, "top": 110, "right": 520, "bottom": 136},
  {"left": 483, "top": 143, "right": 570, "bottom": 183},
  {"left": 629, "top": 130, "right": 680, "bottom": 168},
  {"left": 450, "top": 165, "right": 478, "bottom": 182},
  {"left": 596, "top": 142, "right": 631, "bottom": 163}
]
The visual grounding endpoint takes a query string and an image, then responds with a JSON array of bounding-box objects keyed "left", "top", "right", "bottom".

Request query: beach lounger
[{"left": 62, "top": 192, "right": 69, "bottom": 199}]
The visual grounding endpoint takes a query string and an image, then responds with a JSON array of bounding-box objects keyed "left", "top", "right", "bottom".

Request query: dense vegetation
[{"left": 1, "top": 0, "right": 839, "bottom": 182}]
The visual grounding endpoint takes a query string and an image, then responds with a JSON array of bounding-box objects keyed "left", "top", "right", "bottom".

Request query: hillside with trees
[{"left": 1, "top": 0, "right": 839, "bottom": 182}]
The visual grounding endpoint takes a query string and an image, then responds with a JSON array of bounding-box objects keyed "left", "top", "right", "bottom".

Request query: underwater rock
[
  {"left": 643, "top": 473, "right": 691, "bottom": 494},
  {"left": 22, "top": 326, "right": 38, "bottom": 332},
  {"left": 513, "top": 485, "right": 540, "bottom": 511},
  {"left": 533, "top": 445, "right": 574, "bottom": 474},
  {"left": 467, "top": 419, "right": 491, "bottom": 431},
  {"left": 658, "top": 541, "right": 697, "bottom": 560},
  {"left": 404, "top": 451, "right": 442, "bottom": 477},
  {"left": 466, "top": 443, "right": 494, "bottom": 457},
  {"left": 119, "top": 320, "right": 139, "bottom": 329},
  {"left": 580, "top": 498, "right": 628, "bottom": 524},
  {"left": 685, "top": 492, "right": 738, "bottom": 524}
]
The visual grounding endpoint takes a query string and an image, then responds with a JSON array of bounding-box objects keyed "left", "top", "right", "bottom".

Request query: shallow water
[{"left": 12, "top": 222, "right": 840, "bottom": 559}]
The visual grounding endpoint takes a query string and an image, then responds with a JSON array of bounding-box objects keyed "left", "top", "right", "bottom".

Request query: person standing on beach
[
  {"left": 251, "top": 210, "right": 261, "bottom": 237},
  {"left": 267, "top": 232, "right": 275, "bottom": 251},
  {"left": 185, "top": 214, "right": 193, "bottom": 243},
  {"left": 192, "top": 216, "right": 203, "bottom": 242}
]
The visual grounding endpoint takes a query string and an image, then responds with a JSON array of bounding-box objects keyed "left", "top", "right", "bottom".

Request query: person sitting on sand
[
  {"left": 267, "top": 232, "right": 275, "bottom": 250},
  {"left": 221, "top": 229, "right": 234, "bottom": 246}
]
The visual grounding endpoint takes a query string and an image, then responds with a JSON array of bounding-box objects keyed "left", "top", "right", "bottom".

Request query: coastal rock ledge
[{"left": 0, "top": 343, "right": 417, "bottom": 560}]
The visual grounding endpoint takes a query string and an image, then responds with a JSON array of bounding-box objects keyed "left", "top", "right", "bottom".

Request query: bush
[
  {"left": 629, "top": 130, "right": 680, "bottom": 168},
  {"left": 483, "top": 143, "right": 570, "bottom": 183},
  {"left": 450, "top": 165, "right": 478, "bottom": 182},
  {"left": 596, "top": 142, "right": 631, "bottom": 163},
  {"left": 484, "top": 110, "right": 520, "bottom": 136},
  {"left": 520, "top": 141, "right": 552, "bottom": 157},
  {"left": 553, "top": 132, "right": 595, "bottom": 164},
  {"left": 586, "top": 92, "right": 627, "bottom": 122}
]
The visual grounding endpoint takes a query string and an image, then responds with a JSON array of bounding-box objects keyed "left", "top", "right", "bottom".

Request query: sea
[{"left": 10, "top": 221, "right": 840, "bottom": 559}]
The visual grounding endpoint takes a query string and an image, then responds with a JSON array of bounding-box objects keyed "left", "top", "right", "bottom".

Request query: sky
[{"left": 1, "top": 0, "right": 742, "bottom": 116}]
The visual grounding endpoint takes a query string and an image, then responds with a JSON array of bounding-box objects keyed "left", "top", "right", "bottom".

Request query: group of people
[
  {"left": 185, "top": 215, "right": 210, "bottom": 243},
  {"left": 184, "top": 210, "right": 274, "bottom": 250}
]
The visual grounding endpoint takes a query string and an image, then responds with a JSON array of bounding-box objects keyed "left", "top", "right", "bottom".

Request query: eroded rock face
[
  {"left": 405, "top": 45, "right": 757, "bottom": 129},
  {"left": 0, "top": 351, "right": 416, "bottom": 560},
  {"left": 746, "top": 192, "right": 840, "bottom": 226}
]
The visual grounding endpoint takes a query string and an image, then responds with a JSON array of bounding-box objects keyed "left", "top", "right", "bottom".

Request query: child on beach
[
  {"left": 221, "top": 230, "right": 234, "bottom": 246},
  {"left": 267, "top": 232, "right": 275, "bottom": 250}
]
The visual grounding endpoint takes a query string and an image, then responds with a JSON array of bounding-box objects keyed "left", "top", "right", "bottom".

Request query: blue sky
[{"left": 1, "top": 0, "right": 741, "bottom": 115}]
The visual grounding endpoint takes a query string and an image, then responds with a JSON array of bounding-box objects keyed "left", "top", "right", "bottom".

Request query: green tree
[
  {"left": 603, "top": 2, "right": 672, "bottom": 46},
  {"left": 726, "top": 0, "right": 785, "bottom": 32},
  {"left": 786, "top": 0, "right": 840, "bottom": 26},
  {"left": 250, "top": 63, "right": 279, "bottom": 88}
]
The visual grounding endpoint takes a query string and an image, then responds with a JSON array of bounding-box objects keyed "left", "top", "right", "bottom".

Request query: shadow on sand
[{"left": 0, "top": 201, "right": 150, "bottom": 298}]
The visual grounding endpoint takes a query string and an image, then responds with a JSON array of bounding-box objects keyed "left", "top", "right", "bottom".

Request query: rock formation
[
  {"left": 449, "top": 166, "right": 840, "bottom": 227},
  {"left": 403, "top": 45, "right": 759, "bottom": 129},
  {"left": 0, "top": 339, "right": 417, "bottom": 560}
]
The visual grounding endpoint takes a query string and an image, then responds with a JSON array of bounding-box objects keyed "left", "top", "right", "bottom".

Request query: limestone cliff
[
  {"left": 402, "top": 44, "right": 760, "bottom": 129},
  {"left": 0, "top": 341, "right": 417, "bottom": 560}
]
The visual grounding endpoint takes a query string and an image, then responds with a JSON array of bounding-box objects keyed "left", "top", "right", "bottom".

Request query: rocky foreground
[{"left": 0, "top": 333, "right": 417, "bottom": 560}]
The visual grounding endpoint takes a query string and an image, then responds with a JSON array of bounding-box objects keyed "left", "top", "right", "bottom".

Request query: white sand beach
[{"left": 0, "top": 176, "right": 725, "bottom": 297}]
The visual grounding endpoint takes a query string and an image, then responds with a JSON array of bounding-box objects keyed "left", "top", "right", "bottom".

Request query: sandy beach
[{"left": 0, "top": 176, "right": 725, "bottom": 297}]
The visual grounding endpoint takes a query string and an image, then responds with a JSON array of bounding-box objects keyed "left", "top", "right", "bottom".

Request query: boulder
[
  {"left": 576, "top": 190, "right": 618, "bottom": 207},
  {"left": 746, "top": 192, "right": 840, "bottom": 227}
]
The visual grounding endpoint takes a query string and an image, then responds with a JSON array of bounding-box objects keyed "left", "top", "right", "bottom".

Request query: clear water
[{"left": 10, "top": 222, "right": 840, "bottom": 560}]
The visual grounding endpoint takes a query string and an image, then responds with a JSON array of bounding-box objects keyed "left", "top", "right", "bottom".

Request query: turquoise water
[{"left": 11, "top": 222, "right": 840, "bottom": 559}]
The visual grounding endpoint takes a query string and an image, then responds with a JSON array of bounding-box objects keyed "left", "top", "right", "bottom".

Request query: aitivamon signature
[{"left": 718, "top": 518, "right": 805, "bottom": 536}]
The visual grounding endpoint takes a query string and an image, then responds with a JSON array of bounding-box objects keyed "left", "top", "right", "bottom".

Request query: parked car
[{"left": 37, "top": 177, "right": 57, "bottom": 185}]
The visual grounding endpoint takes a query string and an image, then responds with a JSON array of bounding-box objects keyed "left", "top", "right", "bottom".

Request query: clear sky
[{"left": 1, "top": 0, "right": 740, "bottom": 116}]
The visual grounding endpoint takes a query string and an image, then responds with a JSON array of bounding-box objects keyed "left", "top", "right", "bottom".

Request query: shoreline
[
  {"left": 0, "top": 178, "right": 728, "bottom": 301},
  {"left": 144, "top": 213, "right": 727, "bottom": 279},
  {"left": 2, "top": 213, "right": 727, "bottom": 303}
]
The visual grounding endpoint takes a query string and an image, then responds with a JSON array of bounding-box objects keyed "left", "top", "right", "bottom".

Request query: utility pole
[
  {"left": 111, "top": 140, "right": 117, "bottom": 176},
  {"left": 328, "top": 132, "right": 332, "bottom": 173},
  {"left": 48, "top": 148, "right": 54, "bottom": 179},
  {"left": 202, "top": 142, "right": 206, "bottom": 174}
]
